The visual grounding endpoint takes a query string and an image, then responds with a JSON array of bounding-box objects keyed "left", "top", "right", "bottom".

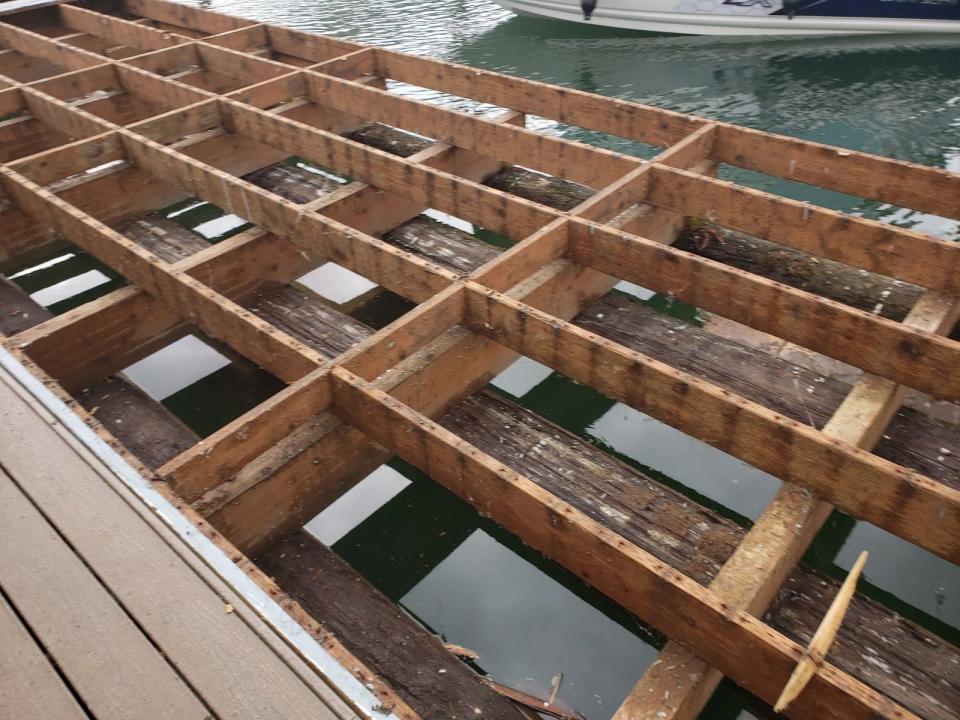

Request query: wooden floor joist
[{"left": 1, "top": 1, "right": 957, "bottom": 719}]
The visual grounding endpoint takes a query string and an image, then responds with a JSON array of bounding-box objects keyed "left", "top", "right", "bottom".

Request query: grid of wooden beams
[{"left": 1, "top": 2, "right": 957, "bottom": 719}]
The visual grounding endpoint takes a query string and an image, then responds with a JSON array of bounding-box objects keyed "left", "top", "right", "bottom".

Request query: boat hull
[{"left": 494, "top": 0, "right": 960, "bottom": 35}]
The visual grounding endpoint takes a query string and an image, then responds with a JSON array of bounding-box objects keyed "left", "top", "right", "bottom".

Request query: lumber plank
[
  {"left": 613, "top": 289, "right": 960, "bottom": 719},
  {"left": 649, "top": 165, "right": 960, "bottom": 293},
  {"left": 441, "top": 391, "right": 959, "bottom": 720},
  {"left": 0, "top": 591, "right": 89, "bottom": 720},
  {"left": 1, "top": 163, "right": 325, "bottom": 381},
  {"left": 303, "top": 71, "right": 638, "bottom": 189},
  {"left": 569, "top": 221, "right": 960, "bottom": 403},
  {"left": 260, "top": 532, "right": 527, "bottom": 720},
  {"left": 10, "top": 118, "right": 515, "bottom": 391},
  {"left": 376, "top": 49, "right": 959, "bottom": 218},
  {"left": 329, "top": 366, "right": 913, "bottom": 720},
  {"left": 59, "top": 4, "right": 183, "bottom": 54},
  {"left": 573, "top": 293, "right": 959, "bottom": 488},
  {"left": 462, "top": 283, "right": 960, "bottom": 561},
  {"left": 77, "top": 375, "right": 200, "bottom": 470},
  {"left": 0, "top": 468, "right": 210, "bottom": 720},
  {"left": 673, "top": 225, "right": 922, "bottom": 321},
  {"left": 616, "top": 290, "right": 960, "bottom": 719},
  {"left": 199, "top": 133, "right": 716, "bottom": 552},
  {"left": 0, "top": 274, "right": 52, "bottom": 335}
]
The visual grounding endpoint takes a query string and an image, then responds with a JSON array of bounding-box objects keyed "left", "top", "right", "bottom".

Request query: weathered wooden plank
[
  {"left": 60, "top": 4, "right": 183, "bottom": 54},
  {"left": 124, "top": 0, "right": 255, "bottom": 36},
  {"left": 0, "top": 274, "right": 51, "bottom": 335},
  {"left": 463, "top": 283, "right": 960, "bottom": 561},
  {"left": 375, "top": 48, "right": 702, "bottom": 149},
  {"left": 329, "top": 366, "right": 912, "bottom": 720},
  {"left": 304, "top": 72, "right": 638, "bottom": 189},
  {"left": 674, "top": 225, "right": 922, "bottom": 321},
  {"left": 1, "top": 164, "right": 325, "bottom": 381},
  {"left": 574, "top": 293, "right": 959, "bottom": 488},
  {"left": 220, "top": 99, "right": 557, "bottom": 239},
  {"left": 245, "top": 162, "right": 342, "bottom": 204},
  {"left": 569, "top": 221, "right": 960, "bottom": 403},
  {"left": 383, "top": 215, "right": 498, "bottom": 274},
  {"left": 10, "top": 116, "right": 512, "bottom": 390},
  {"left": 199, "top": 141, "right": 714, "bottom": 552},
  {"left": 486, "top": 164, "right": 592, "bottom": 211},
  {"left": 712, "top": 123, "right": 960, "bottom": 219},
  {"left": 0, "top": 469, "right": 211, "bottom": 720},
  {"left": 441, "top": 391, "right": 959, "bottom": 720},
  {"left": 649, "top": 165, "right": 960, "bottom": 292},
  {"left": 248, "top": 282, "right": 372, "bottom": 356},
  {"left": 376, "top": 49, "right": 960, "bottom": 218},
  {"left": 77, "top": 375, "right": 200, "bottom": 470},
  {"left": 0, "top": 592, "right": 89, "bottom": 720},
  {"left": 260, "top": 532, "right": 527, "bottom": 720},
  {"left": 119, "top": 214, "right": 210, "bottom": 262}
]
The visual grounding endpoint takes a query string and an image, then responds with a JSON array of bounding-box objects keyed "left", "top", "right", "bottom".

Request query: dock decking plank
[
  {"left": 0, "top": 371, "right": 341, "bottom": 720},
  {"left": 0, "top": 592, "right": 90, "bottom": 720},
  {"left": 0, "top": 468, "right": 210, "bottom": 720}
]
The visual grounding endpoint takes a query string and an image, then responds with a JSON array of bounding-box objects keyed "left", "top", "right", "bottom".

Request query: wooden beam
[
  {"left": 712, "top": 123, "right": 960, "bottom": 219},
  {"left": 328, "top": 365, "right": 915, "bottom": 720},
  {"left": 179, "top": 127, "right": 717, "bottom": 553},
  {"left": 219, "top": 98, "right": 558, "bottom": 238},
  {"left": 375, "top": 48, "right": 703, "bottom": 149},
  {"left": 0, "top": 21, "right": 106, "bottom": 74},
  {"left": 0, "top": 164, "right": 323, "bottom": 381},
  {"left": 123, "top": 0, "right": 255, "bottom": 36},
  {"left": 613, "top": 290, "right": 960, "bottom": 720},
  {"left": 461, "top": 282, "right": 960, "bottom": 561},
  {"left": 303, "top": 72, "right": 639, "bottom": 188},
  {"left": 59, "top": 5, "right": 184, "bottom": 54},
  {"left": 649, "top": 164, "right": 960, "bottom": 292},
  {"left": 375, "top": 48, "right": 960, "bottom": 218},
  {"left": 568, "top": 220, "right": 960, "bottom": 403},
  {"left": 119, "top": 130, "right": 459, "bottom": 302}
]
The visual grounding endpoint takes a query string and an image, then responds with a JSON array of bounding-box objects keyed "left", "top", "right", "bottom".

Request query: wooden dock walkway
[{"left": 0, "top": 363, "right": 352, "bottom": 720}]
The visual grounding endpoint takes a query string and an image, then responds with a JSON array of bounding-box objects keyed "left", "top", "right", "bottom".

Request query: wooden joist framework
[{"left": 0, "top": 2, "right": 957, "bottom": 719}]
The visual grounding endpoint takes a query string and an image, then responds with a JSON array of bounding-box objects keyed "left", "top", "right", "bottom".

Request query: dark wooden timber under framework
[{"left": 0, "top": 1, "right": 958, "bottom": 719}]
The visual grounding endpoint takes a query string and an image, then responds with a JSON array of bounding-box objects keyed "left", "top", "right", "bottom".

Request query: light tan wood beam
[
  {"left": 59, "top": 5, "right": 184, "bottom": 54},
  {"left": 568, "top": 220, "right": 960, "bottom": 402},
  {"left": 615, "top": 290, "right": 960, "bottom": 720},
  {"left": 461, "top": 282, "right": 959, "bottom": 561},
  {"left": 328, "top": 365, "right": 916, "bottom": 720},
  {"left": 303, "top": 71, "right": 639, "bottom": 189},
  {"left": 649, "top": 164, "right": 960, "bottom": 292},
  {"left": 0, "top": 164, "right": 324, "bottom": 381},
  {"left": 219, "top": 98, "right": 557, "bottom": 238}
]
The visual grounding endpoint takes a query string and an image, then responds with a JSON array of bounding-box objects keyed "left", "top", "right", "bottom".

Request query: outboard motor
[{"left": 581, "top": 0, "right": 597, "bottom": 20}]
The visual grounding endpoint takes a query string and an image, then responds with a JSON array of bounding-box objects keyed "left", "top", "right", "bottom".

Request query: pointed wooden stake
[{"left": 774, "top": 550, "right": 868, "bottom": 714}]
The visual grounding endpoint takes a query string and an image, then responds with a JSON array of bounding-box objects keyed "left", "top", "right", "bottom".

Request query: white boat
[{"left": 492, "top": 0, "right": 960, "bottom": 35}]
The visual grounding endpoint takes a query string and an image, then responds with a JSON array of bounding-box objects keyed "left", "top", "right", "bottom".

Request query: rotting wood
[
  {"left": 260, "top": 531, "right": 528, "bottom": 720},
  {"left": 329, "top": 366, "right": 917, "bottom": 720},
  {"left": 674, "top": 224, "right": 922, "bottom": 321},
  {"left": 463, "top": 283, "right": 960, "bottom": 561},
  {"left": 614, "top": 288, "right": 960, "bottom": 720}
]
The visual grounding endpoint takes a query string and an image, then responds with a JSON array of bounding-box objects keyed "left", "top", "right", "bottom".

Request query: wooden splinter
[{"left": 774, "top": 550, "right": 869, "bottom": 714}]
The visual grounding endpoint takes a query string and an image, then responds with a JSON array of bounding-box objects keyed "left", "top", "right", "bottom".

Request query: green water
[{"left": 4, "top": 3, "right": 959, "bottom": 716}]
